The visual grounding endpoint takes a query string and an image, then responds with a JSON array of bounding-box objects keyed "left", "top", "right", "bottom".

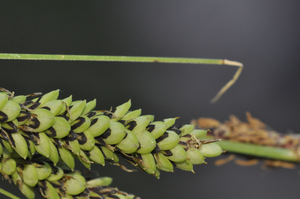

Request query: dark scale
[
  {"left": 4, "top": 131, "right": 16, "bottom": 147},
  {"left": 99, "top": 187, "right": 118, "bottom": 195},
  {"left": 151, "top": 144, "right": 161, "bottom": 154},
  {"left": 63, "top": 170, "right": 74, "bottom": 174},
  {"left": 57, "top": 187, "right": 66, "bottom": 196},
  {"left": 86, "top": 111, "right": 97, "bottom": 118},
  {"left": 146, "top": 124, "right": 155, "bottom": 132},
  {"left": 136, "top": 153, "right": 142, "bottom": 160},
  {"left": 16, "top": 163, "right": 25, "bottom": 169},
  {"left": 94, "top": 137, "right": 106, "bottom": 146},
  {"left": 37, "top": 180, "right": 61, "bottom": 196},
  {"left": 25, "top": 139, "right": 32, "bottom": 152},
  {"left": 153, "top": 155, "right": 157, "bottom": 164},
  {"left": 26, "top": 101, "right": 40, "bottom": 110},
  {"left": 0, "top": 129, "right": 9, "bottom": 141},
  {"left": 37, "top": 181, "right": 48, "bottom": 196},
  {"left": 83, "top": 150, "right": 91, "bottom": 157},
  {"left": 162, "top": 150, "right": 173, "bottom": 156},
  {"left": 59, "top": 111, "right": 70, "bottom": 121},
  {"left": 136, "top": 142, "right": 141, "bottom": 151},
  {"left": 28, "top": 117, "right": 41, "bottom": 129},
  {"left": 122, "top": 132, "right": 128, "bottom": 139},
  {"left": 90, "top": 118, "right": 98, "bottom": 126},
  {"left": 50, "top": 165, "right": 60, "bottom": 175},
  {"left": 21, "top": 101, "right": 32, "bottom": 107},
  {"left": 1, "top": 121, "right": 18, "bottom": 133},
  {"left": 49, "top": 180, "right": 63, "bottom": 189},
  {"left": 0, "top": 111, "right": 8, "bottom": 123},
  {"left": 71, "top": 116, "right": 86, "bottom": 130},
  {"left": 45, "top": 126, "right": 57, "bottom": 137},
  {"left": 17, "top": 111, "right": 31, "bottom": 123},
  {"left": 179, "top": 141, "right": 188, "bottom": 147},
  {"left": 21, "top": 130, "right": 34, "bottom": 141},
  {"left": 31, "top": 132, "right": 41, "bottom": 145},
  {"left": 125, "top": 121, "right": 137, "bottom": 131},
  {"left": 100, "top": 129, "right": 111, "bottom": 139},
  {"left": 41, "top": 106, "right": 51, "bottom": 111},
  {"left": 118, "top": 120, "right": 126, "bottom": 125},
  {"left": 167, "top": 126, "right": 181, "bottom": 135},
  {"left": 63, "top": 131, "right": 77, "bottom": 142},
  {"left": 156, "top": 132, "right": 169, "bottom": 143},
  {"left": 77, "top": 132, "right": 88, "bottom": 145},
  {"left": 33, "top": 95, "right": 42, "bottom": 103},
  {"left": 52, "top": 138, "right": 62, "bottom": 148},
  {"left": 170, "top": 160, "right": 177, "bottom": 168}
]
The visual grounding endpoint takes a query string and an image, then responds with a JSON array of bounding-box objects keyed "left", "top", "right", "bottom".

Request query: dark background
[{"left": 1, "top": 1, "right": 300, "bottom": 199}]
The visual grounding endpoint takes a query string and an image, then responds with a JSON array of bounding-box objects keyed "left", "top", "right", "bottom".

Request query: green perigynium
[{"left": 0, "top": 88, "right": 223, "bottom": 199}]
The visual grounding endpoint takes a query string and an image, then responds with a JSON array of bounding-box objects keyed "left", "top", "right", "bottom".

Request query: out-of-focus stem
[
  {"left": 216, "top": 139, "right": 299, "bottom": 162},
  {"left": 0, "top": 188, "right": 21, "bottom": 199}
]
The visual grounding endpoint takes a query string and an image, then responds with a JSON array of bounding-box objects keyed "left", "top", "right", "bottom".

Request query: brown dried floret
[
  {"left": 197, "top": 118, "right": 220, "bottom": 129},
  {"left": 214, "top": 155, "right": 235, "bottom": 166},
  {"left": 262, "top": 160, "right": 295, "bottom": 169},
  {"left": 234, "top": 158, "right": 259, "bottom": 166}
]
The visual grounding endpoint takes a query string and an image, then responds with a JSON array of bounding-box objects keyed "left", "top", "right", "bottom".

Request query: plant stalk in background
[{"left": 193, "top": 112, "right": 300, "bottom": 163}]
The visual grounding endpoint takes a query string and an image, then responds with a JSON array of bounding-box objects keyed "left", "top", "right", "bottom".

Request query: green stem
[
  {"left": 216, "top": 140, "right": 299, "bottom": 162},
  {"left": 0, "top": 53, "right": 232, "bottom": 65},
  {"left": 0, "top": 53, "right": 243, "bottom": 103},
  {"left": 0, "top": 188, "right": 21, "bottom": 199}
]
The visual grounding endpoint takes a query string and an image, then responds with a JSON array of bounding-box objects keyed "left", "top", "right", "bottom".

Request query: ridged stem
[
  {"left": 216, "top": 140, "right": 299, "bottom": 162},
  {"left": 0, "top": 188, "right": 21, "bottom": 199}
]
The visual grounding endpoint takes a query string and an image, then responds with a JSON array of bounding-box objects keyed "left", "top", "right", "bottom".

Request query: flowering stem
[{"left": 0, "top": 188, "right": 21, "bottom": 199}]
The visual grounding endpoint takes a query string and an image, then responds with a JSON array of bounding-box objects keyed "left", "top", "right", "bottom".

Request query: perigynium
[{"left": 0, "top": 88, "right": 223, "bottom": 198}]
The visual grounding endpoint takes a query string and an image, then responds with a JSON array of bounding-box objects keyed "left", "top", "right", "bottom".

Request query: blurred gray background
[{"left": 1, "top": 1, "right": 300, "bottom": 199}]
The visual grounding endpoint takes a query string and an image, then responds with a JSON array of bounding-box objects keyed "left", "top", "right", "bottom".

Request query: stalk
[
  {"left": 0, "top": 53, "right": 238, "bottom": 64},
  {"left": 0, "top": 188, "right": 21, "bottom": 199},
  {"left": 0, "top": 88, "right": 223, "bottom": 198},
  {"left": 216, "top": 140, "right": 298, "bottom": 162},
  {"left": 0, "top": 53, "right": 243, "bottom": 103}
]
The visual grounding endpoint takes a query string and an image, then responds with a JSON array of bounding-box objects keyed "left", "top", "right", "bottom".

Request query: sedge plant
[{"left": 0, "top": 53, "right": 243, "bottom": 199}]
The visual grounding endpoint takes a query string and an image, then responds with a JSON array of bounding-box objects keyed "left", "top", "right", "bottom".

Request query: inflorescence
[{"left": 0, "top": 88, "right": 222, "bottom": 198}]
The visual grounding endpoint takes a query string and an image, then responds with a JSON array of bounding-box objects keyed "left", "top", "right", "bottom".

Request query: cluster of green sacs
[
  {"left": 1, "top": 157, "right": 138, "bottom": 199},
  {"left": 0, "top": 91, "right": 143, "bottom": 199},
  {"left": 0, "top": 89, "right": 222, "bottom": 195}
]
